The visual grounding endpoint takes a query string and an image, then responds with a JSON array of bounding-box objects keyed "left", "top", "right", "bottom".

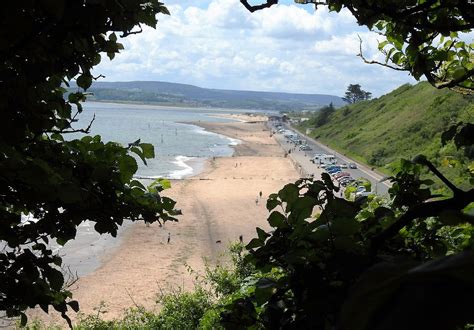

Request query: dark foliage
[
  {"left": 342, "top": 84, "right": 372, "bottom": 104},
  {"left": 0, "top": 1, "right": 179, "bottom": 326}
]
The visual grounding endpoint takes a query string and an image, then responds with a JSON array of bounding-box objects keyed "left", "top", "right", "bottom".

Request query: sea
[
  {"left": 44, "top": 101, "right": 273, "bottom": 276},
  {"left": 72, "top": 102, "right": 266, "bottom": 180}
]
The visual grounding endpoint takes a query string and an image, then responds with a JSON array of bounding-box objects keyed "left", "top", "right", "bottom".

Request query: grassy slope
[{"left": 301, "top": 82, "right": 473, "bottom": 186}]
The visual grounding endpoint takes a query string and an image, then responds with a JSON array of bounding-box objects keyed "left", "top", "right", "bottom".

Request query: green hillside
[
  {"left": 73, "top": 80, "right": 344, "bottom": 110},
  {"left": 298, "top": 82, "right": 473, "bottom": 187}
]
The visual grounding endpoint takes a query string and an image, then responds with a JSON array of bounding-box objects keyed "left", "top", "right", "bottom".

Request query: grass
[{"left": 297, "top": 82, "right": 473, "bottom": 188}]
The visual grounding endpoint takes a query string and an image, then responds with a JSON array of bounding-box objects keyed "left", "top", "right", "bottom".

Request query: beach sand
[{"left": 32, "top": 118, "right": 300, "bottom": 325}]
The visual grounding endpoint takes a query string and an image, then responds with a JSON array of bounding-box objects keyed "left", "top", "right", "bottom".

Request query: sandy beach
[{"left": 32, "top": 116, "right": 300, "bottom": 325}]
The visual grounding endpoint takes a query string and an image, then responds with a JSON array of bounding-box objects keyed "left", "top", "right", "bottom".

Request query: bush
[{"left": 155, "top": 287, "right": 213, "bottom": 329}]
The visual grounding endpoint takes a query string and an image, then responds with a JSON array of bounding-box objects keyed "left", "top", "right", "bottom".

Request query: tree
[
  {"left": 0, "top": 1, "right": 179, "bottom": 326},
  {"left": 342, "top": 84, "right": 372, "bottom": 104},
  {"left": 314, "top": 103, "right": 336, "bottom": 126}
]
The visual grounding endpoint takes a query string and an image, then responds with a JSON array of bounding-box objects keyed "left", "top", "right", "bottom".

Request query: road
[{"left": 270, "top": 123, "right": 391, "bottom": 196}]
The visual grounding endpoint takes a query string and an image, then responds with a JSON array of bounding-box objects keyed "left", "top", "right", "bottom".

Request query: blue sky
[{"left": 94, "top": 0, "right": 417, "bottom": 97}]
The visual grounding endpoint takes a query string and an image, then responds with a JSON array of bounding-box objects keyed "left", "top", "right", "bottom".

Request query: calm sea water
[{"left": 72, "top": 102, "right": 261, "bottom": 179}]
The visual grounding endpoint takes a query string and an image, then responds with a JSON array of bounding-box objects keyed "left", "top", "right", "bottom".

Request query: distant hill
[
  {"left": 78, "top": 80, "right": 344, "bottom": 110},
  {"left": 298, "top": 82, "right": 473, "bottom": 187}
]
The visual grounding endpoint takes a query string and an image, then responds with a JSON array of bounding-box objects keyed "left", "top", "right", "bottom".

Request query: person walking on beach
[
  {"left": 255, "top": 198, "right": 259, "bottom": 206},
  {"left": 167, "top": 232, "right": 171, "bottom": 244},
  {"left": 259, "top": 191, "right": 263, "bottom": 199},
  {"left": 239, "top": 235, "right": 243, "bottom": 243}
]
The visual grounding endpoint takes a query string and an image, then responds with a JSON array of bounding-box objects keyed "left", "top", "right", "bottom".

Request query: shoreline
[
  {"left": 30, "top": 115, "right": 300, "bottom": 325},
  {"left": 84, "top": 100, "right": 271, "bottom": 114}
]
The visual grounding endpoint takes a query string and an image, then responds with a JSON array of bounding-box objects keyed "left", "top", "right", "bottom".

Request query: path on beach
[{"left": 34, "top": 118, "right": 300, "bottom": 324}]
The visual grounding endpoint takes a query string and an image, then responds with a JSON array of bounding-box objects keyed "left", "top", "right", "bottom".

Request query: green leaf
[
  {"left": 68, "top": 300, "right": 80, "bottom": 313},
  {"left": 310, "top": 225, "right": 330, "bottom": 242},
  {"left": 331, "top": 217, "right": 360, "bottom": 236},
  {"left": 255, "top": 278, "right": 276, "bottom": 305},
  {"left": 139, "top": 143, "right": 155, "bottom": 159},
  {"left": 76, "top": 74, "right": 92, "bottom": 89},
  {"left": 266, "top": 197, "right": 280, "bottom": 211},
  {"left": 109, "top": 32, "right": 117, "bottom": 42},
  {"left": 246, "top": 238, "right": 264, "bottom": 249},
  {"left": 378, "top": 40, "right": 389, "bottom": 50},
  {"left": 373, "top": 207, "right": 394, "bottom": 220},
  {"left": 321, "top": 173, "right": 334, "bottom": 190},
  {"left": 278, "top": 183, "right": 299, "bottom": 203},
  {"left": 47, "top": 268, "right": 64, "bottom": 291},
  {"left": 20, "top": 313, "right": 27, "bottom": 327},
  {"left": 290, "top": 196, "right": 317, "bottom": 222},
  {"left": 130, "top": 146, "right": 147, "bottom": 165},
  {"left": 268, "top": 211, "right": 286, "bottom": 228},
  {"left": 118, "top": 155, "right": 138, "bottom": 182},
  {"left": 256, "top": 227, "right": 270, "bottom": 241}
]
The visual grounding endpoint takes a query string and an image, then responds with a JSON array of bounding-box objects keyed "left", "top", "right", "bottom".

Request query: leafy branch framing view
[{"left": 0, "top": 0, "right": 473, "bottom": 328}]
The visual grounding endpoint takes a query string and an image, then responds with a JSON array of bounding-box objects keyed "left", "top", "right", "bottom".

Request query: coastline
[
  {"left": 31, "top": 116, "right": 300, "bottom": 325},
  {"left": 84, "top": 100, "right": 270, "bottom": 114}
]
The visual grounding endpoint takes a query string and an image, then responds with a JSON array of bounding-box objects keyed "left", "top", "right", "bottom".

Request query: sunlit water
[{"left": 72, "top": 102, "right": 259, "bottom": 179}]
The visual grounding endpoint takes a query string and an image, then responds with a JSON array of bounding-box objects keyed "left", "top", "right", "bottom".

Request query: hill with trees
[
  {"left": 298, "top": 82, "right": 473, "bottom": 186},
  {"left": 79, "top": 80, "right": 345, "bottom": 110}
]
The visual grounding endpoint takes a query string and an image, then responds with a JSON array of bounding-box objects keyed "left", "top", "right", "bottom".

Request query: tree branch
[
  {"left": 424, "top": 158, "right": 462, "bottom": 194},
  {"left": 49, "top": 114, "right": 96, "bottom": 134},
  {"left": 240, "top": 0, "right": 279, "bottom": 12},
  {"left": 120, "top": 24, "right": 143, "bottom": 38},
  {"left": 357, "top": 36, "right": 406, "bottom": 71},
  {"left": 371, "top": 188, "right": 474, "bottom": 254}
]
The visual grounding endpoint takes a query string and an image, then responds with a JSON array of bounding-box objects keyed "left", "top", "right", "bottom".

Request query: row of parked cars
[
  {"left": 281, "top": 130, "right": 313, "bottom": 151},
  {"left": 325, "top": 165, "right": 371, "bottom": 197},
  {"left": 325, "top": 165, "right": 355, "bottom": 187},
  {"left": 310, "top": 154, "right": 357, "bottom": 169}
]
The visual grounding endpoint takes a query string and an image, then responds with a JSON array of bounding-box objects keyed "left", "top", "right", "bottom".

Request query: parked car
[
  {"left": 349, "top": 163, "right": 357, "bottom": 169},
  {"left": 334, "top": 172, "right": 350, "bottom": 179},
  {"left": 325, "top": 165, "right": 339, "bottom": 171},
  {"left": 336, "top": 175, "right": 352, "bottom": 183},
  {"left": 340, "top": 163, "right": 348, "bottom": 169},
  {"left": 340, "top": 177, "right": 355, "bottom": 186},
  {"left": 355, "top": 190, "right": 373, "bottom": 197}
]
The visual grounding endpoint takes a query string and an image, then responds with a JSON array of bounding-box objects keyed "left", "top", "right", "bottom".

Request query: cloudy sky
[{"left": 94, "top": 0, "right": 418, "bottom": 97}]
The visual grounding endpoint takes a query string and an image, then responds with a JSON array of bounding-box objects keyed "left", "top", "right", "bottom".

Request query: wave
[
  {"left": 193, "top": 126, "right": 241, "bottom": 146},
  {"left": 168, "top": 156, "right": 195, "bottom": 179},
  {"left": 227, "top": 137, "right": 241, "bottom": 146},
  {"left": 193, "top": 126, "right": 215, "bottom": 136}
]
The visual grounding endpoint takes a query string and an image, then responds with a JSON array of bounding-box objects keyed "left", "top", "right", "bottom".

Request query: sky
[{"left": 94, "top": 0, "right": 418, "bottom": 97}]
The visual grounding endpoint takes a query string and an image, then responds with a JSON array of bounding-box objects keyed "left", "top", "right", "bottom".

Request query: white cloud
[{"left": 93, "top": 0, "right": 414, "bottom": 97}]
